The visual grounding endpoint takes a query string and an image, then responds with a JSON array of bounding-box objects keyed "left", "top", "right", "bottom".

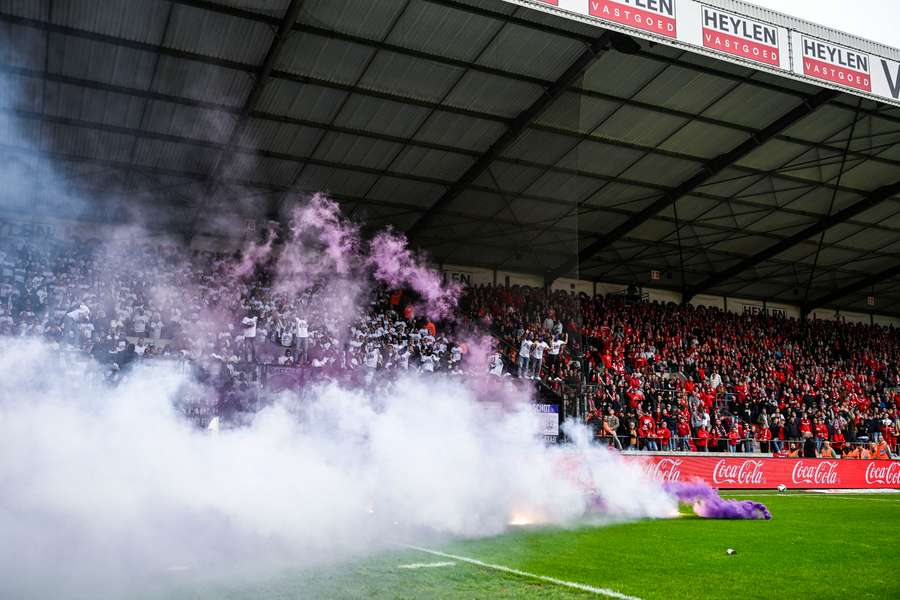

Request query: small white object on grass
[
  {"left": 777, "top": 484, "right": 787, "bottom": 493},
  {"left": 726, "top": 548, "right": 736, "bottom": 555}
]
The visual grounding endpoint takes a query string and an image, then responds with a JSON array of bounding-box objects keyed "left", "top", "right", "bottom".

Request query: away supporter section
[{"left": 631, "top": 455, "right": 900, "bottom": 489}]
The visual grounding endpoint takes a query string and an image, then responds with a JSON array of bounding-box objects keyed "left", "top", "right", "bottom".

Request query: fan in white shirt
[
  {"left": 517, "top": 336, "right": 533, "bottom": 379},
  {"left": 531, "top": 338, "right": 549, "bottom": 380}
]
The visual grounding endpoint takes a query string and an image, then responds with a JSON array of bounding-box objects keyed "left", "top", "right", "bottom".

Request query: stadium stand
[{"left": 1, "top": 237, "right": 896, "bottom": 457}]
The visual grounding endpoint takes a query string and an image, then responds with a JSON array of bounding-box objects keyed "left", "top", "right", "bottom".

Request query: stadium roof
[{"left": 1, "top": 0, "right": 900, "bottom": 316}]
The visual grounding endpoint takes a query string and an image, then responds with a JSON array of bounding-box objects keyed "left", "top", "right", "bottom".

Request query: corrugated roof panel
[
  {"left": 779, "top": 104, "right": 853, "bottom": 143},
  {"left": 536, "top": 92, "right": 619, "bottom": 134},
  {"left": 386, "top": 0, "right": 502, "bottom": 63},
  {"left": 293, "top": 164, "right": 378, "bottom": 198},
  {"left": 257, "top": 80, "right": 348, "bottom": 123},
  {"left": 477, "top": 22, "right": 583, "bottom": 81},
  {"left": 851, "top": 200, "right": 900, "bottom": 226},
  {"left": 1, "top": 21, "right": 46, "bottom": 69},
  {"left": 358, "top": 51, "right": 464, "bottom": 104},
  {"left": 822, "top": 222, "right": 866, "bottom": 245},
  {"left": 276, "top": 33, "right": 375, "bottom": 85},
  {"left": 332, "top": 94, "right": 430, "bottom": 138},
  {"left": 593, "top": 105, "right": 688, "bottom": 148},
  {"left": 524, "top": 171, "right": 601, "bottom": 203},
  {"left": 583, "top": 182, "right": 657, "bottom": 208},
  {"left": 40, "top": 122, "right": 133, "bottom": 162},
  {"left": 366, "top": 176, "right": 445, "bottom": 208},
  {"left": 132, "top": 138, "right": 214, "bottom": 174},
  {"left": 621, "top": 153, "right": 701, "bottom": 187},
  {"left": 237, "top": 118, "right": 323, "bottom": 155},
  {"left": 735, "top": 138, "right": 808, "bottom": 171},
  {"left": 214, "top": 0, "right": 290, "bottom": 19},
  {"left": 581, "top": 52, "right": 664, "bottom": 99},
  {"left": 497, "top": 196, "right": 570, "bottom": 223},
  {"left": 444, "top": 189, "right": 507, "bottom": 218},
  {"left": 52, "top": 0, "right": 169, "bottom": 45},
  {"left": 414, "top": 111, "right": 505, "bottom": 153},
  {"left": 633, "top": 66, "right": 738, "bottom": 115},
  {"left": 48, "top": 33, "right": 157, "bottom": 89},
  {"left": 390, "top": 146, "right": 475, "bottom": 182},
  {"left": 229, "top": 153, "right": 298, "bottom": 187},
  {"left": 444, "top": 70, "right": 543, "bottom": 119},
  {"left": 696, "top": 168, "right": 776, "bottom": 198},
  {"left": 143, "top": 100, "right": 236, "bottom": 143},
  {"left": 555, "top": 138, "right": 645, "bottom": 177},
  {"left": 841, "top": 159, "right": 900, "bottom": 191},
  {"left": 658, "top": 120, "right": 748, "bottom": 159},
  {"left": 502, "top": 128, "right": 579, "bottom": 165},
  {"left": 166, "top": 4, "right": 275, "bottom": 65},
  {"left": 0, "top": 0, "right": 49, "bottom": 19},
  {"left": 780, "top": 187, "right": 858, "bottom": 216},
  {"left": 313, "top": 131, "right": 403, "bottom": 171},
  {"left": 703, "top": 84, "right": 801, "bottom": 129},
  {"left": 301, "top": 0, "right": 407, "bottom": 41},
  {"left": 151, "top": 56, "right": 253, "bottom": 107},
  {"left": 44, "top": 82, "right": 145, "bottom": 129},
  {"left": 471, "top": 161, "right": 543, "bottom": 194}
]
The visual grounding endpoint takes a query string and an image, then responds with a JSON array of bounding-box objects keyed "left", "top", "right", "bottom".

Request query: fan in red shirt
[
  {"left": 727, "top": 427, "right": 740, "bottom": 453},
  {"left": 757, "top": 426, "right": 773, "bottom": 453},
  {"left": 656, "top": 422, "right": 672, "bottom": 451},
  {"left": 637, "top": 411, "right": 657, "bottom": 451},
  {"left": 831, "top": 429, "right": 846, "bottom": 453},
  {"left": 696, "top": 426, "right": 709, "bottom": 452}
]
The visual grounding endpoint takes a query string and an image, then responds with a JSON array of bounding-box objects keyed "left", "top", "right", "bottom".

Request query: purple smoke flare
[{"left": 664, "top": 481, "right": 771, "bottom": 520}]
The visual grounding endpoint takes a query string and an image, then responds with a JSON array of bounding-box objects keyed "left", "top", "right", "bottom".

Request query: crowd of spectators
[
  {"left": 2, "top": 237, "right": 899, "bottom": 457},
  {"left": 464, "top": 284, "right": 899, "bottom": 458},
  {"left": 0, "top": 239, "right": 467, "bottom": 388}
]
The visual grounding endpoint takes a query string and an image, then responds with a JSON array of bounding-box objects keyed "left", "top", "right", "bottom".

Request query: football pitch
[{"left": 146, "top": 492, "right": 899, "bottom": 600}]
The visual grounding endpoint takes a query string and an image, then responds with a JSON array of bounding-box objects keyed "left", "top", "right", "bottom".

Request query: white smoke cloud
[{"left": 0, "top": 338, "right": 675, "bottom": 599}]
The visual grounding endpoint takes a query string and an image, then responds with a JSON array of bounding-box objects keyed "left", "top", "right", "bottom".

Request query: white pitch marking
[
  {"left": 404, "top": 545, "right": 643, "bottom": 600},
  {"left": 398, "top": 561, "right": 456, "bottom": 570}
]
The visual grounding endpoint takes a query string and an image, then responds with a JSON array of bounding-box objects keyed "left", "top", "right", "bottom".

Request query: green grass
[{"left": 142, "top": 493, "right": 900, "bottom": 600}]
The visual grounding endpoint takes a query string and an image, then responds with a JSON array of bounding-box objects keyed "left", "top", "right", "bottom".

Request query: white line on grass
[
  {"left": 403, "top": 545, "right": 643, "bottom": 600},
  {"left": 398, "top": 561, "right": 456, "bottom": 569}
]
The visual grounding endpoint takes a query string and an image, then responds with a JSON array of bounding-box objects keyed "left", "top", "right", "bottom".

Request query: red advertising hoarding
[
  {"left": 627, "top": 455, "right": 900, "bottom": 489},
  {"left": 801, "top": 37, "right": 871, "bottom": 92},
  {"left": 701, "top": 7, "right": 779, "bottom": 67},
  {"left": 589, "top": 0, "right": 677, "bottom": 38}
]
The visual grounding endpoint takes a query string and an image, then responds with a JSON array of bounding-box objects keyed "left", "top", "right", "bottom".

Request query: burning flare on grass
[{"left": 663, "top": 482, "right": 772, "bottom": 520}]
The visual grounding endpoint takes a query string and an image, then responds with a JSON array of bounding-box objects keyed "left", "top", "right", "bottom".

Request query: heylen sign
[
  {"left": 701, "top": 7, "right": 779, "bottom": 67},
  {"left": 589, "top": 0, "right": 677, "bottom": 38},
  {"left": 801, "top": 36, "right": 871, "bottom": 92}
]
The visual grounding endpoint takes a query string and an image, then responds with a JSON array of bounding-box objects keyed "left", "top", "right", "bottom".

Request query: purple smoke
[
  {"left": 664, "top": 481, "right": 771, "bottom": 520},
  {"left": 368, "top": 229, "right": 461, "bottom": 320}
]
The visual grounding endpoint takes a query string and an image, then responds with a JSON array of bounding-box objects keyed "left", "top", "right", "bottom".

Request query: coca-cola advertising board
[{"left": 629, "top": 456, "right": 900, "bottom": 489}]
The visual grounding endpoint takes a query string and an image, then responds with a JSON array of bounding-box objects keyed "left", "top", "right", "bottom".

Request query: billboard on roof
[{"left": 506, "top": 0, "right": 900, "bottom": 106}]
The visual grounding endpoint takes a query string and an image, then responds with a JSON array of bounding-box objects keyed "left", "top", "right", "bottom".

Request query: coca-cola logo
[
  {"left": 865, "top": 462, "right": 900, "bottom": 485},
  {"left": 791, "top": 461, "right": 840, "bottom": 485},
  {"left": 712, "top": 459, "right": 765, "bottom": 485},
  {"left": 645, "top": 458, "right": 682, "bottom": 481}
]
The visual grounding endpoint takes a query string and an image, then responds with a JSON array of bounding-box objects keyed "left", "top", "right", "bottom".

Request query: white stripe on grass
[
  {"left": 398, "top": 561, "right": 456, "bottom": 569},
  {"left": 404, "top": 545, "right": 643, "bottom": 600}
]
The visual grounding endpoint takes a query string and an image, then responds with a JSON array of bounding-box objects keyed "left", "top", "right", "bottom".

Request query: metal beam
[
  {"left": 803, "top": 262, "right": 900, "bottom": 313},
  {"left": 684, "top": 178, "right": 900, "bottom": 302},
  {"left": 545, "top": 88, "right": 839, "bottom": 281},
  {"left": 404, "top": 32, "right": 615, "bottom": 239}
]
